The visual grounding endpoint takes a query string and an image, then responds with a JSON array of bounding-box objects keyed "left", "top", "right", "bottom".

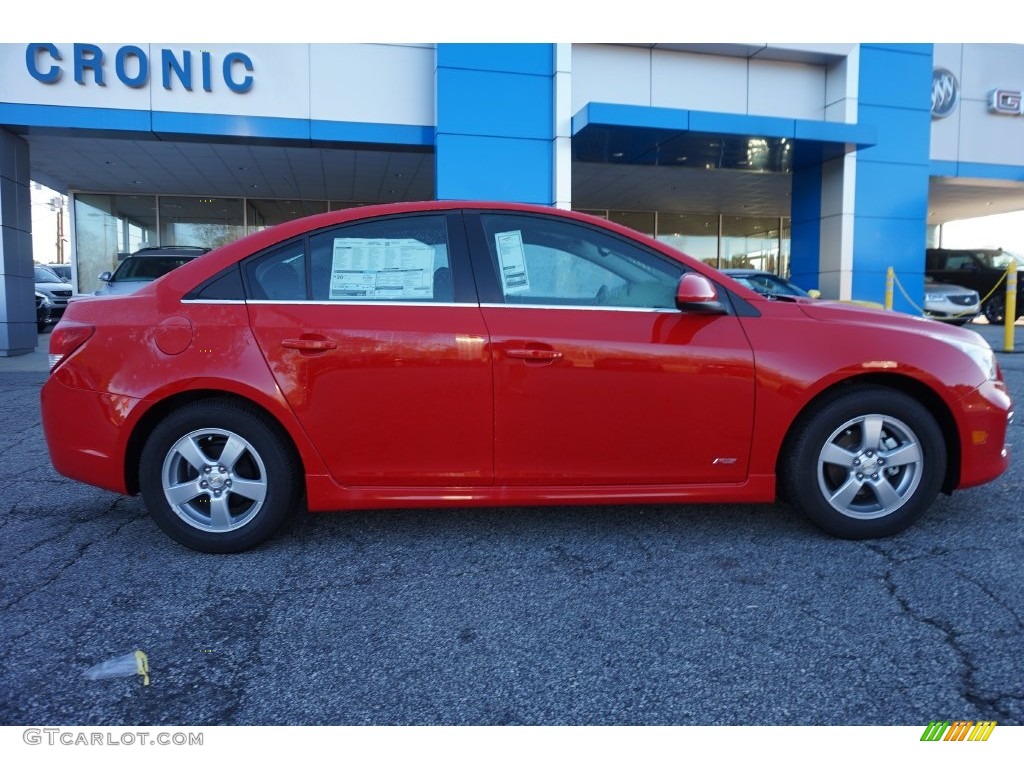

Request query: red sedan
[{"left": 41, "top": 202, "right": 1013, "bottom": 552}]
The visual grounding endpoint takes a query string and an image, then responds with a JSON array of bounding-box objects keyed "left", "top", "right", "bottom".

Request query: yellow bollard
[
  {"left": 1005, "top": 260, "right": 1017, "bottom": 353},
  {"left": 885, "top": 266, "right": 894, "bottom": 311}
]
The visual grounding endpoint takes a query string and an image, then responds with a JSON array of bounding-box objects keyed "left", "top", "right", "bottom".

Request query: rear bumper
[{"left": 41, "top": 377, "right": 142, "bottom": 495}]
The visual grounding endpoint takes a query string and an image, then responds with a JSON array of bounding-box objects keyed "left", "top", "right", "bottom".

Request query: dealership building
[{"left": 2, "top": 42, "right": 1024, "bottom": 356}]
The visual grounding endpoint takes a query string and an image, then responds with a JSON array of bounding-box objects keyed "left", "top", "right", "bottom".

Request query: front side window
[{"left": 478, "top": 214, "right": 683, "bottom": 309}]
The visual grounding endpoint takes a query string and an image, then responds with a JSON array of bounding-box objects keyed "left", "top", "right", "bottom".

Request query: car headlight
[{"left": 947, "top": 337, "right": 998, "bottom": 381}]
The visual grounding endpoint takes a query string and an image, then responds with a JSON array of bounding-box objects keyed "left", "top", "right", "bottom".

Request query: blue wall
[
  {"left": 789, "top": 162, "right": 823, "bottom": 292},
  {"left": 853, "top": 44, "right": 933, "bottom": 311},
  {"left": 435, "top": 44, "right": 556, "bottom": 204}
]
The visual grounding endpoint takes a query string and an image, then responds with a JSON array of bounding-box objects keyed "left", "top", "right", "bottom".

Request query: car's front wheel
[
  {"left": 983, "top": 294, "right": 1005, "bottom": 324},
  {"left": 139, "top": 400, "right": 301, "bottom": 553},
  {"left": 781, "top": 386, "right": 946, "bottom": 539}
]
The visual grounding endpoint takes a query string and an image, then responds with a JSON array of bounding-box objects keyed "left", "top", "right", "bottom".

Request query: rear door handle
[
  {"left": 506, "top": 348, "right": 563, "bottom": 361},
  {"left": 281, "top": 337, "right": 337, "bottom": 352}
]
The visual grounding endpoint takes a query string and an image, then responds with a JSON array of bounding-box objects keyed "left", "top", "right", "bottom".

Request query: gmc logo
[{"left": 989, "top": 89, "right": 1024, "bottom": 115}]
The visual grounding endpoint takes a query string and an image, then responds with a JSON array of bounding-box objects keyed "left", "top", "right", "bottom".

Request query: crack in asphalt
[
  {"left": 1, "top": 497, "right": 147, "bottom": 617},
  {"left": 864, "top": 541, "right": 1014, "bottom": 722}
]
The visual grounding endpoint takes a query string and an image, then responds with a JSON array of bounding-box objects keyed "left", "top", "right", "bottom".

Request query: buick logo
[{"left": 932, "top": 68, "right": 959, "bottom": 119}]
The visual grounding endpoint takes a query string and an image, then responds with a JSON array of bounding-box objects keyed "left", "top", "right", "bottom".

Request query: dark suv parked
[{"left": 925, "top": 247, "right": 1024, "bottom": 323}]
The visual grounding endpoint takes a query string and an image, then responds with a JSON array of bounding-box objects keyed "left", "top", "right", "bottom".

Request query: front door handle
[{"left": 506, "top": 348, "right": 563, "bottom": 361}]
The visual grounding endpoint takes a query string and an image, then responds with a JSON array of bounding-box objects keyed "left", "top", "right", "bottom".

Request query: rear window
[{"left": 112, "top": 256, "right": 194, "bottom": 282}]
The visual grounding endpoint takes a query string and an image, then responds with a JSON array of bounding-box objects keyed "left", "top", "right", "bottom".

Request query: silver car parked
[
  {"left": 923, "top": 277, "right": 980, "bottom": 325},
  {"left": 95, "top": 246, "right": 211, "bottom": 296}
]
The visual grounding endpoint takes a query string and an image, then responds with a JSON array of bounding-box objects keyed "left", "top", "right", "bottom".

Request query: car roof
[{"left": 129, "top": 246, "right": 211, "bottom": 257}]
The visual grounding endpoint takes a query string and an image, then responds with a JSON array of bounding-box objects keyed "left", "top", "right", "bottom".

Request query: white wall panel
[
  {"left": 650, "top": 50, "right": 747, "bottom": 114},
  {"left": 571, "top": 45, "right": 652, "bottom": 112},
  {"left": 748, "top": 59, "right": 826, "bottom": 119},
  {"left": 959, "top": 44, "right": 1024, "bottom": 102},
  {"left": 958, "top": 102, "right": 1024, "bottom": 166},
  {"left": 310, "top": 44, "right": 435, "bottom": 126},
  {"left": 573, "top": 44, "right": 831, "bottom": 120}
]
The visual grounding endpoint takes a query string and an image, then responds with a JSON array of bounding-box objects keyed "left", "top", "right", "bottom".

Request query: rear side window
[
  {"left": 245, "top": 242, "right": 308, "bottom": 300},
  {"left": 308, "top": 215, "right": 452, "bottom": 302}
]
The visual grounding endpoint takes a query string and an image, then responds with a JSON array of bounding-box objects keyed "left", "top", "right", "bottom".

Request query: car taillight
[{"left": 48, "top": 321, "right": 95, "bottom": 372}]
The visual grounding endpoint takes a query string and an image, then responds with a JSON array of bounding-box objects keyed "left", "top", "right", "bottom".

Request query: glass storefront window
[
  {"left": 720, "top": 216, "right": 783, "bottom": 271},
  {"left": 608, "top": 211, "right": 655, "bottom": 236},
  {"left": 329, "top": 201, "right": 372, "bottom": 212},
  {"left": 778, "top": 218, "right": 792, "bottom": 279},
  {"left": 73, "top": 194, "right": 157, "bottom": 294},
  {"left": 655, "top": 213, "right": 719, "bottom": 266},
  {"left": 247, "top": 199, "right": 328, "bottom": 234},
  {"left": 159, "top": 197, "right": 244, "bottom": 249}
]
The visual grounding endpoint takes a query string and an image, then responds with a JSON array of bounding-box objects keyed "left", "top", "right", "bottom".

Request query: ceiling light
[{"left": 612, "top": 152, "right": 624, "bottom": 158}]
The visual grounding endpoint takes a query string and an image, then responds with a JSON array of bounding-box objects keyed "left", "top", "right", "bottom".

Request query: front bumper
[{"left": 956, "top": 378, "right": 1013, "bottom": 489}]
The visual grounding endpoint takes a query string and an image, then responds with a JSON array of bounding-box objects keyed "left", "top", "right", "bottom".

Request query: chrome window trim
[
  {"left": 479, "top": 302, "right": 680, "bottom": 314},
  {"left": 181, "top": 299, "right": 247, "bottom": 305},
  {"left": 180, "top": 300, "right": 680, "bottom": 314}
]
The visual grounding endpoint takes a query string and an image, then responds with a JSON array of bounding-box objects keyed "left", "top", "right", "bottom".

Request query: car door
[
  {"left": 245, "top": 212, "right": 494, "bottom": 487},
  {"left": 465, "top": 211, "right": 757, "bottom": 486}
]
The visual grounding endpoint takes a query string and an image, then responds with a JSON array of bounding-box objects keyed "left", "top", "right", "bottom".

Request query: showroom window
[
  {"left": 72, "top": 194, "right": 157, "bottom": 294},
  {"left": 575, "top": 209, "right": 792, "bottom": 276},
  {"left": 159, "top": 197, "right": 245, "bottom": 249}
]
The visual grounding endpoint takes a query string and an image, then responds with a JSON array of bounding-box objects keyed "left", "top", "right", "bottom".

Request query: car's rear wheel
[
  {"left": 781, "top": 386, "right": 946, "bottom": 539},
  {"left": 139, "top": 400, "right": 301, "bottom": 553}
]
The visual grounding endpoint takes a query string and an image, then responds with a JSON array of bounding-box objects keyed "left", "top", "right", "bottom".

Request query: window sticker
[
  {"left": 494, "top": 230, "right": 530, "bottom": 294},
  {"left": 329, "top": 238, "right": 435, "bottom": 300}
]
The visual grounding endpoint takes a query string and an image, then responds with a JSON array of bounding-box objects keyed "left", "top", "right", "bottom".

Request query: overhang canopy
[{"left": 572, "top": 102, "right": 877, "bottom": 173}]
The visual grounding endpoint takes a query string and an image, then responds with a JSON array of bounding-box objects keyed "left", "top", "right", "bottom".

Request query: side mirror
[
  {"left": 98, "top": 271, "right": 112, "bottom": 282},
  {"left": 675, "top": 273, "right": 727, "bottom": 314}
]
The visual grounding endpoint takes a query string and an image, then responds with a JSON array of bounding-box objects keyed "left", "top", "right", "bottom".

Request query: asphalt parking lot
[{"left": 1, "top": 322, "right": 1022, "bottom": 726}]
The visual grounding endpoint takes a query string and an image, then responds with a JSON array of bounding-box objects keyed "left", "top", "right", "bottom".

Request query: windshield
[
  {"left": 732, "top": 273, "right": 811, "bottom": 298},
  {"left": 34, "top": 265, "right": 62, "bottom": 283},
  {"left": 111, "top": 256, "right": 194, "bottom": 282}
]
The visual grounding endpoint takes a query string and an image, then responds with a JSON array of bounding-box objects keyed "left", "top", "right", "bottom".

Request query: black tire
[
  {"left": 139, "top": 399, "right": 301, "bottom": 553},
  {"left": 37, "top": 307, "right": 53, "bottom": 333},
  {"left": 780, "top": 386, "right": 946, "bottom": 539},
  {"left": 983, "top": 294, "right": 1005, "bottom": 324}
]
